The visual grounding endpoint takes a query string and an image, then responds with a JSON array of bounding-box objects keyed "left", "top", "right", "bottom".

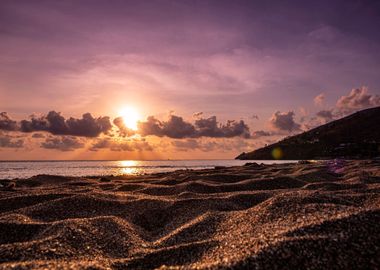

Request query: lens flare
[{"left": 271, "top": 147, "right": 283, "bottom": 159}]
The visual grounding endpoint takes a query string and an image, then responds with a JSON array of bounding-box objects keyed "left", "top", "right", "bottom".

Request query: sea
[{"left": 0, "top": 160, "right": 296, "bottom": 179}]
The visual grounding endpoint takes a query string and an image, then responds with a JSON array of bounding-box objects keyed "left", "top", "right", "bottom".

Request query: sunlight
[
  {"left": 119, "top": 160, "right": 138, "bottom": 167},
  {"left": 119, "top": 106, "right": 140, "bottom": 130},
  {"left": 121, "top": 167, "right": 138, "bottom": 174},
  {"left": 118, "top": 160, "right": 139, "bottom": 175}
]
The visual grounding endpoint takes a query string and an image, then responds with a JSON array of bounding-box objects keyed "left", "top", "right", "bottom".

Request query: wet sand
[{"left": 0, "top": 160, "right": 379, "bottom": 269}]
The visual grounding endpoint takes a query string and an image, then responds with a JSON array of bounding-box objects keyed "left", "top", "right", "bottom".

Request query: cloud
[
  {"left": 41, "top": 136, "right": 85, "bottom": 151},
  {"left": 137, "top": 114, "right": 251, "bottom": 139},
  {"left": 113, "top": 117, "right": 135, "bottom": 137},
  {"left": 20, "top": 111, "right": 112, "bottom": 137},
  {"left": 90, "top": 138, "right": 153, "bottom": 152},
  {"left": 161, "top": 115, "right": 197, "bottom": 139},
  {"left": 314, "top": 93, "right": 325, "bottom": 106},
  {"left": 193, "top": 112, "right": 203, "bottom": 118},
  {"left": 251, "top": 130, "right": 272, "bottom": 139},
  {"left": 137, "top": 116, "right": 164, "bottom": 137},
  {"left": 269, "top": 111, "right": 301, "bottom": 132},
  {"left": 172, "top": 139, "right": 202, "bottom": 152},
  {"left": 306, "top": 87, "right": 380, "bottom": 128},
  {"left": 302, "top": 109, "right": 334, "bottom": 130},
  {"left": 316, "top": 109, "right": 334, "bottom": 122},
  {"left": 0, "top": 134, "right": 24, "bottom": 148},
  {"left": 171, "top": 138, "right": 256, "bottom": 153},
  {"left": 31, "top": 133, "right": 45, "bottom": 138},
  {"left": 194, "top": 116, "right": 251, "bottom": 138},
  {"left": 336, "top": 87, "right": 380, "bottom": 115},
  {"left": 4, "top": 110, "right": 252, "bottom": 140},
  {"left": 171, "top": 139, "right": 217, "bottom": 152},
  {"left": 0, "top": 112, "right": 18, "bottom": 131}
]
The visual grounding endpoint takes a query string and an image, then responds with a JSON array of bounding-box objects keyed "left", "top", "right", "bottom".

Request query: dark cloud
[
  {"left": 316, "top": 110, "right": 334, "bottom": 122},
  {"left": 0, "top": 134, "right": 24, "bottom": 148},
  {"left": 161, "top": 115, "right": 196, "bottom": 139},
  {"left": 195, "top": 116, "right": 251, "bottom": 138},
  {"left": 3, "top": 109, "right": 261, "bottom": 142},
  {"left": 138, "top": 116, "right": 164, "bottom": 137},
  {"left": 269, "top": 111, "right": 301, "bottom": 132},
  {"left": 0, "top": 112, "right": 18, "bottom": 131},
  {"left": 90, "top": 138, "right": 153, "bottom": 152},
  {"left": 41, "top": 136, "right": 85, "bottom": 151},
  {"left": 20, "top": 111, "right": 112, "bottom": 137},
  {"left": 31, "top": 133, "right": 45, "bottom": 138},
  {"left": 137, "top": 115, "right": 251, "bottom": 139},
  {"left": 20, "top": 115, "right": 49, "bottom": 133},
  {"left": 251, "top": 130, "right": 272, "bottom": 139},
  {"left": 336, "top": 87, "right": 380, "bottom": 115}
]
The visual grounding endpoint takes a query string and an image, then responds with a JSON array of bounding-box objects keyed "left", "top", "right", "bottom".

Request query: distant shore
[{"left": 0, "top": 160, "right": 379, "bottom": 269}]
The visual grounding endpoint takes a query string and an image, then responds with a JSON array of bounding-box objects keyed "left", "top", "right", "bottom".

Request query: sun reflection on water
[
  {"left": 118, "top": 160, "right": 140, "bottom": 175},
  {"left": 120, "top": 167, "right": 139, "bottom": 174}
]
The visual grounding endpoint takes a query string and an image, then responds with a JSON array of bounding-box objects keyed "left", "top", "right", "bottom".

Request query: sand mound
[{"left": 0, "top": 160, "right": 379, "bottom": 269}]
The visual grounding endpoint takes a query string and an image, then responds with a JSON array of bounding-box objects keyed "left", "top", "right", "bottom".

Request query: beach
[{"left": 0, "top": 160, "right": 379, "bottom": 269}]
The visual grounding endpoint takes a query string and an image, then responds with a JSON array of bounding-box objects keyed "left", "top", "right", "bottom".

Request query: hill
[{"left": 236, "top": 106, "right": 380, "bottom": 160}]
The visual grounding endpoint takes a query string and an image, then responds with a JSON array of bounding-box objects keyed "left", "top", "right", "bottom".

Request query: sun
[{"left": 119, "top": 106, "right": 140, "bottom": 131}]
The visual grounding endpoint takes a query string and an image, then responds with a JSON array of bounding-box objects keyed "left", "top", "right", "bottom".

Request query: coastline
[
  {"left": 0, "top": 160, "right": 379, "bottom": 269},
  {"left": 0, "top": 159, "right": 297, "bottom": 180}
]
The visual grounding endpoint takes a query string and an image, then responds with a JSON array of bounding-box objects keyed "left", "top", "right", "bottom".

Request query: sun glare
[{"left": 119, "top": 106, "right": 140, "bottom": 131}]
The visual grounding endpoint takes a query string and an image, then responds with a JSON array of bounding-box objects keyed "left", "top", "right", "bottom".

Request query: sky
[{"left": 1, "top": 0, "right": 380, "bottom": 160}]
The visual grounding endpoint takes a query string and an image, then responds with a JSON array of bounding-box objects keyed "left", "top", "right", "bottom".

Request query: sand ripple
[{"left": 0, "top": 160, "right": 379, "bottom": 269}]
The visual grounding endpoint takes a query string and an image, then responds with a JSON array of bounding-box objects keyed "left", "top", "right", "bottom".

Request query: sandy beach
[{"left": 0, "top": 160, "right": 379, "bottom": 269}]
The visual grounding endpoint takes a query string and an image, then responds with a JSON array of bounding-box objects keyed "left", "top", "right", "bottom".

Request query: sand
[{"left": 0, "top": 160, "right": 379, "bottom": 269}]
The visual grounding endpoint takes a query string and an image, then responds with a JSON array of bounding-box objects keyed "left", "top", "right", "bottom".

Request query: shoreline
[
  {"left": 0, "top": 159, "right": 299, "bottom": 180},
  {"left": 0, "top": 160, "right": 360, "bottom": 181},
  {"left": 0, "top": 160, "right": 379, "bottom": 269}
]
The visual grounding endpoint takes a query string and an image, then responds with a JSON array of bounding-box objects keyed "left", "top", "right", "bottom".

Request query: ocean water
[{"left": 0, "top": 160, "right": 296, "bottom": 179}]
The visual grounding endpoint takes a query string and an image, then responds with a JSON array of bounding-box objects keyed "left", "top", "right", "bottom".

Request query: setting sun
[{"left": 119, "top": 106, "right": 140, "bottom": 130}]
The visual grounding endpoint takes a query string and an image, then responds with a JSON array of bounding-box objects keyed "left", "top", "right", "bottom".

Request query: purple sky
[{"left": 1, "top": 0, "right": 380, "bottom": 159}]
